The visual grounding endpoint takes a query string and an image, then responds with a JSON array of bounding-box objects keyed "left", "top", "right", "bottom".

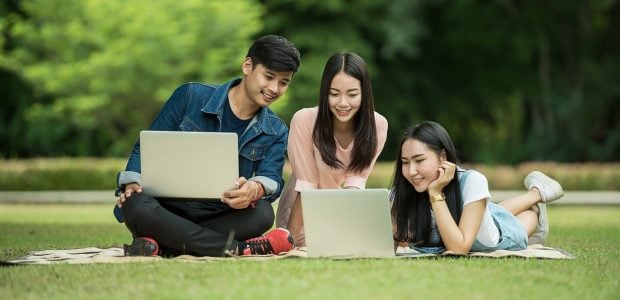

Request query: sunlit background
[{"left": 1, "top": 0, "right": 618, "bottom": 163}]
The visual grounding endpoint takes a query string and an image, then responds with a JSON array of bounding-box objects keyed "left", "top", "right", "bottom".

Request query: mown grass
[
  {"left": 1, "top": 204, "right": 619, "bottom": 299},
  {"left": 1, "top": 158, "right": 620, "bottom": 190}
]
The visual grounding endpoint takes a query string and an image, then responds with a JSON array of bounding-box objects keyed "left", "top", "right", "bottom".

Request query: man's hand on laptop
[
  {"left": 221, "top": 177, "right": 262, "bottom": 209},
  {"left": 117, "top": 183, "right": 143, "bottom": 207}
]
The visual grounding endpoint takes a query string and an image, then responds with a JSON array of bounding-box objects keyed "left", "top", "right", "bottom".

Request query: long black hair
[
  {"left": 390, "top": 121, "right": 463, "bottom": 246},
  {"left": 313, "top": 52, "right": 377, "bottom": 173}
]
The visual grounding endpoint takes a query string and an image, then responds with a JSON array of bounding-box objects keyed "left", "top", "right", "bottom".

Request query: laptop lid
[
  {"left": 300, "top": 189, "right": 395, "bottom": 258},
  {"left": 140, "top": 130, "right": 238, "bottom": 199}
]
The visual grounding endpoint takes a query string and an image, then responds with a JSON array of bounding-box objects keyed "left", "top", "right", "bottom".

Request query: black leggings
[{"left": 121, "top": 192, "right": 274, "bottom": 257}]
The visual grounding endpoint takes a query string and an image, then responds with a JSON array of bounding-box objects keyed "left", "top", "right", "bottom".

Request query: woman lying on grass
[{"left": 391, "top": 121, "right": 564, "bottom": 254}]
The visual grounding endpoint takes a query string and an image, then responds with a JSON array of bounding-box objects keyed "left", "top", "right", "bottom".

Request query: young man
[{"left": 115, "top": 35, "right": 301, "bottom": 257}]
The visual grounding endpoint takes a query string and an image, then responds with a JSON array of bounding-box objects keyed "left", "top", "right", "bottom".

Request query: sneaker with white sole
[
  {"left": 242, "top": 228, "right": 294, "bottom": 256},
  {"left": 528, "top": 203, "right": 549, "bottom": 245},
  {"left": 524, "top": 171, "right": 564, "bottom": 203}
]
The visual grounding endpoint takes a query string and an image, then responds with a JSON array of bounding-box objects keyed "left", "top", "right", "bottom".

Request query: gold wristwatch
[{"left": 430, "top": 192, "right": 446, "bottom": 204}]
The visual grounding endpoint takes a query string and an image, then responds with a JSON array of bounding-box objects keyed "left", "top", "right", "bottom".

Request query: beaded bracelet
[{"left": 249, "top": 181, "right": 264, "bottom": 208}]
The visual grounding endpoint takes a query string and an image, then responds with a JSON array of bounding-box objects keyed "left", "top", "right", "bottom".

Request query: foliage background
[{"left": 1, "top": 0, "right": 618, "bottom": 163}]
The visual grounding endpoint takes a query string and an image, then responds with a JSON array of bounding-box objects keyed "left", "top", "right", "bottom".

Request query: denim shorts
[
  {"left": 411, "top": 202, "right": 528, "bottom": 254},
  {"left": 470, "top": 202, "right": 528, "bottom": 252}
]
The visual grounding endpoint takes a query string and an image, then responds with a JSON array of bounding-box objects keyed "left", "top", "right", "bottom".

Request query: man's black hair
[{"left": 246, "top": 35, "right": 300, "bottom": 72}]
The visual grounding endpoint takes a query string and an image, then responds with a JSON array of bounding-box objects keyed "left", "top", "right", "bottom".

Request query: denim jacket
[{"left": 117, "top": 78, "right": 288, "bottom": 203}]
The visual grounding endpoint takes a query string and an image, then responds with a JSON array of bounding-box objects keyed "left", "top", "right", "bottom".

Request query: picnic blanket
[{"left": 2, "top": 244, "right": 574, "bottom": 265}]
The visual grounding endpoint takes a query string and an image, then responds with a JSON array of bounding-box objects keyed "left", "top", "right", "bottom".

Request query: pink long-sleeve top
[{"left": 288, "top": 107, "right": 388, "bottom": 191}]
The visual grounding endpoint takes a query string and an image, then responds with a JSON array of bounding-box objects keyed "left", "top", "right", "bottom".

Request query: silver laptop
[
  {"left": 301, "top": 189, "right": 395, "bottom": 258},
  {"left": 140, "top": 130, "right": 238, "bottom": 199}
]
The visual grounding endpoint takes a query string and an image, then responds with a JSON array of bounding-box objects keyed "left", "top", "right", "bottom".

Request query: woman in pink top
[{"left": 275, "top": 52, "right": 388, "bottom": 247}]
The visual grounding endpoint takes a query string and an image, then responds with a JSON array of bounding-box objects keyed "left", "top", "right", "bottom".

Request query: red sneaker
[
  {"left": 242, "top": 228, "right": 294, "bottom": 255},
  {"left": 124, "top": 237, "right": 159, "bottom": 256}
]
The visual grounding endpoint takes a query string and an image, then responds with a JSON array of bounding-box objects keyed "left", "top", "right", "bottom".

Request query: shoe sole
[
  {"left": 124, "top": 238, "right": 158, "bottom": 256},
  {"left": 528, "top": 203, "right": 548, "bottom": 245}
]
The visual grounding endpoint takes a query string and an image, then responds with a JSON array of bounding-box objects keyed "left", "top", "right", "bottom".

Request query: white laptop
[
  {"left": 139, "top": 130, "right": 238, "bottom": 199},
  {"left": 300, "top": 189, "right": 396, "bottom": 258}
]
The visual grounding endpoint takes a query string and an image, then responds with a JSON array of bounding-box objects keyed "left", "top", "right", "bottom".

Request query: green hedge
[
  {"left": 367, "top": 161, "right": 620, "bottom": 191},
  {"left": 1, "top": 158, "right": 619, "bottom": 191},
  {"left": 0, "top": 158, "right": 125, "bottom": 191}
]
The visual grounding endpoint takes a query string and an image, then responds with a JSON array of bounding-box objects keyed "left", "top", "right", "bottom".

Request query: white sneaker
[
  {"left": 524, "top": 171, "right": 564, "bottom": 203},
  {"left": 528, "top": 203, "right": 549, "bottom": 245}
]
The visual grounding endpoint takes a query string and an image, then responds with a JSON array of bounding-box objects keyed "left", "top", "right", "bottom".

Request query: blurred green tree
[
  {"left": 400, "top": 0, "right": 620, "bottom": 163},
  {"left": 258, "top": 0, "right": 385, "bottom": 119},
  {"left": 1, "top": 0, "right": 618, "bottom": 163},
  {"left": 1, "top": 0, "right": 263, "bottom": 157},
  {"left": 259, "top": 0, "right": 620, "bottom": 163}
]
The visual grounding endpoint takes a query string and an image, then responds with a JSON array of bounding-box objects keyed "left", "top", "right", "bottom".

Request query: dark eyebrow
[
  {"left": 330, "top": 88, "right": 360, "bottom": 92},
  {"left": 402, "top": 153, "right": 424, "bottom": 160}
]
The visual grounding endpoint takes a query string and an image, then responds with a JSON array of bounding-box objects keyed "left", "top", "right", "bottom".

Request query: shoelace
[{"left": 246, "top": 237, "right": 274, "bottom": 255}]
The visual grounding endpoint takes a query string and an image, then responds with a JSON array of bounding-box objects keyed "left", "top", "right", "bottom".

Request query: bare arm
[
  {"left": 431, "top": 199, "right": 486, "bottom": 254},
  {"left": 427, "top": 160, "right": 486, "bottom": 254}
]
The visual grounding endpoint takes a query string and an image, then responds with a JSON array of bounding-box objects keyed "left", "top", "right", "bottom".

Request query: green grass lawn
[{"left": 1, "top": 203, "right": 619, "bottom": 299}]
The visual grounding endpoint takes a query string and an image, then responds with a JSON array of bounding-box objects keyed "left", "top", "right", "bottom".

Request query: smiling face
[
  {"left": 400, "top": 138, "right": 445, "bottom": 193},
  {"left": 242, "top": 58, "right": 293, "bottom": 107},
  {"left": 328, "top": 71, "right": 362, "bottom": 125}
]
